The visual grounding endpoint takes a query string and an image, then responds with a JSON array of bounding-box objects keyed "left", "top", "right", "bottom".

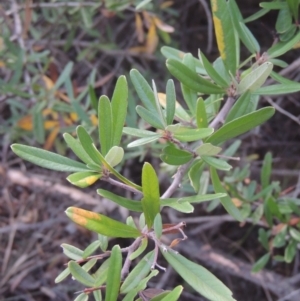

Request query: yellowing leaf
[
  {"left": 232, "top": 198, "right": 242, "bottom": 208},
  {"left": 90, "top": 114, "right": 98, "bottom": 126},
  {"left": 42, "top": 75, "right": 55, "bottom": 90},
  {"left": 44, "top": 126, "right": 60, "bottom": 150},
  {"left": 146, "top": 21, "right": 159, "bottom": 54},
  {"left": 160, "top": 1, "right": 174, "bottom": 9},
  {"left": 135, "top": 13, "right": 145, "bottom": 43},
  {"left": 153, "top": 16, "right": 174, "bottom": 33},
  {"left": 44, "top": 120, "right": 59, "bottom": 129},
  {"left": 18, "top": 115, "right": 33, "bottom": 131},
  {"left": 128, "top": 46, "right": 148, "bottom": 54}
]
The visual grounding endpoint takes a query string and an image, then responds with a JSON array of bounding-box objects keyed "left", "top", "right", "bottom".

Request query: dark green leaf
[
  {"left": 105, "top": 245, "right": 122, "bottom": 301},
  {"left": 130, "top": 69, "right": 156, "bottom": 112},
  {"left": 11, "top": 144, "right": 89, "bottom": 172},
  {"left": 206, "top": 107, "right": 275, "bottom": 145},
  {"left": 166, "top": 79, "right": 176, "bottom": 125},
  {"left": 261, "top": 152, "right": 272, "bottom": 189},
  {"left": 98, "top": 95, "right": 113, "bottom": 156},
  {"left": 210, "top": 167, "right": 243, "bottom": 221},
  {"left": 160, "top": 144, "right": 193, "bottom": 166},
  {"left": 251, "top": 253, "right": 270, "bottom": 273},
  {"left": 196, "top": 97, "right": 208, "bottom": 128},
  {"left": 111, "top": 76, "right": 128, "bottom": 147},
  {"left": 142, "top": 163, "right": 160, "bottom": 229},
  {"left": 97, "top": 189, "right": 143, "bottom": 212},
  {"left": 166, "top": 59, "right": 225, "bottom": 94},
  {"left": 89, "top": 85, "right": 98, "bottom": 111}
]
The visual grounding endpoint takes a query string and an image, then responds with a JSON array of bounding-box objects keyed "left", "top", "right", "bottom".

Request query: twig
[
  {"left": 209, "top": 96, "right": 235, "bottom": 129},
  {"left": 103, "top": 177, "right": 143, "bottom": 196},
  {"left": 264, "top": 96, "right": 300, "bottom": 126}
]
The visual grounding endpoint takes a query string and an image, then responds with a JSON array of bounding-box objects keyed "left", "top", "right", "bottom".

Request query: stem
[
  {"left": 209, "top": 96, "right": 235, "bottom": 129},
  {"left": 103, "top": 177, "right": 143, "bottom": 196}
]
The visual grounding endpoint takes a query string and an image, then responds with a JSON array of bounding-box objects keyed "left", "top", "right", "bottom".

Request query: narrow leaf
[
  {"left": 160, "top": 144, "right": 193, "bottom": 166},
  {"left": 97, "top": 189, "right": 143, "bottom": 212},
  {"left": 206, "top": 107, "right": 275, "bottom": 145},
  {"left": 111, "top": 76, "right": 128, "bottom": 147},
  {"left": 136, "top": 105, "right": 166, "bottom": 129},
  {"left": 196, "top": 97, "right": 208, "bottom": 128},
  {"left": 98, "top": 95, "right": 113, "bottom": 156},
  {"left": 166, "top": 59, "right": 225, "bottom": 94},
  {"left": 251, "top": 253, "right": 270, "bottom": 273},
  {"left": 210, "top": 167, "right": 243, "bottom": 221},
  {"left": 105, "top": 245, "right": 122, "bottom": 301},
  {"left": 178, "top": 193, "right": 227, "bottom": 204},
  {"left": 68, "top": 261, "right": 95, "bottom": 287},
  {"left": 127, "top": 135, "right": 161, "bottom": 148},
  {"left": 67, "top": 171, "right": 101, "bottom": 188},
  {"left": 202, "top": 156, "right": 232, "bottom": 171},
  {"left": 162, "top": 251, "right": 236, "bottom": 301},
  {"left": 11, "top": 144, "right": 89, "bottom": 172},
  {"left": 142, "top": 163, "right": 160, "bottom": 229},
  {"left": 65, "top": 207, "right": 141, "bottom": 238},
  {"left": 166, "top": 79, "right": 176, "bottom": 125}
]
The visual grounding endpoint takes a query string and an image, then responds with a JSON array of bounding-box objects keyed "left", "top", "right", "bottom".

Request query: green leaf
[
  {"left": 160, "top": 199, "right": 194, "bottom": 213},
  {"left": 152, "top": 80, "right": 167, "bottom": 128},
  {"left": 258, "top": 228, "right": 270, "bottom": 251},
  {"left": 89, "top": 85, "right": 98, "bottom": 111},
  {"left": 210, "top": 167, "right": 243, "bottom": 221},
  {"left": 160, "top": 144, "right": 193, "bottom": 166},
  {"left": 11, "top": 144, "right": 89, "bottom": 172},
  {"left": 167, "top": 124, "right": 214, "bottom": 142},
  {"left": 33, "top": 108, "right": 45, "bottom": 144},
  {"left": 111, "top": 76, "right": 128, "bottom": 147},
  {"left": 63, "top": 133, "right": 96, "bottom": 166},
  {"left": 206, "top": 107, "right": 275, "bottom": 145},
  {"left": 104, "top": 146, "right": 124, "bottom": 167},
  {"left": 142, "top": 163, "right": 161, "bottom": 229},
  {"left": 166, "top": 59, "right": 225, "bottom": 94},
  {"left": 181, "top": 54, "right": 198, "bottom": 114},
  {"left": 196, "top": 98, "right": 208, "bottom": 128},
  {"left": 237, "top": 62, "right": 273, "bottom": 94},
  {"left": 276, "top": 8, "right": 292, "bottom": 33},
  {"left": 178, "top": 193, "right": 227, "bottom": 204},
  {"left": 68, "top": 261, "right": 95, "bottom": 287},
  {"left": 260, "top": 2, "right": 287, "bottom": 9},
  {"left": 198, "top": 50, "right": 229, "bottom": 87},
  {"left": 83, "top": 241, "right": 101, "bottom": 259},
  {"left": 120, "top": 251, "right": 155, "bottom": 294},
  {"left": 97, "top": 189, "right": 143, "bottom": 212},
  {"left": 188, "top": 159, "right": 205, "bottom": 193},
  {"left": 77, "top": 126, "right": 103, "bottom": 166},
  {"left": 154, "top": 213, "right": 163, "bottom": 239},
  {"left": 67, "top": 171, "right": 101, "bottom": 188},
  {"left": 105, "top": 245, "right": 122, "bottom": 301},
  {"left": 289, "top": 228, "right": 300, "bottom": 242},
  {"left": 228, "top": 0, "right": 260, "bottom": 53},
  {"left": 123, "top": 127, "right": 158, "bottom": 138},
  {"left": 129, "top": 237, "right": 148, "bottom": 260},
  {"left": 261, "top": 152, "right": 272, "bottom": 189},
  {"left": 93, "top": 258, "right": 110, "bottom": 287},
  {"left": 74, "top": 293, "right": 88, "bottom": 301},
  {"left": 254, "top": 83, "right": 300, "bottom": 95},
  {"left": 127, "top": 135, "right": 161, "bottom": 148},
  {"left": 65, "top": 207, "right": 141, "bottom": 238},
  {"left": 202, "top": 156, "right": 232, "bottom": 171},
  {"left": 225, "top": 91, "right": 257, "bottom": 123},
  {"left": 196, "top": 143, "right": 222, "bottom": 156},
  {"left": 211, "top": 0, "right": 238, "bottom": 74},
  {"left": 98, "top": 233, "right": 108, "bottom": 252},
  {"left": 54, "top": 267, "right": 70, "bottom": 283},
  {"left": 166, "top": 79, "right": 176, "bottom": 125},
  {"left": 284, "top": 240, "right": 297, "bottom": 263},
  {"left": 286, "top": 0, "right": 299, "bottom": 21},
  {"left": 61, "top": 243, "right": 84, "bottom": 260},
  {"left": 160, "top": 286, "right": 183, "bottom": 301},
  {"left": 136, "top": 105, "right": 165, "bottom": 129},
  {"left": 267, "top": 31, "right": 300, "bottom": 58},
  {"left": 98, "top": 95, "right": 113, "bottom": 156},
  {"left": 162, "top": 251, "right": 236, "bottom": 301},
  {"left": 244, "top": 8, "right": 270, "bottom": 23},
  {"left": 53, "top": 62, "right": 73, "bottom": 90},
  {"left": 93, "top": 290, "right": 102, "bottom": 301},
  {"left": 251, "top": 253, "right": 270, "bottom": 273},
  {"left": 130, "top": 69, "right": 156, "bottom": 112}
]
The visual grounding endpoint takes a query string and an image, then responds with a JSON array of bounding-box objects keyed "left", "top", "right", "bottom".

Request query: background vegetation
[{"left": 1, "top": 1, "right": 300, "bottom": 301}]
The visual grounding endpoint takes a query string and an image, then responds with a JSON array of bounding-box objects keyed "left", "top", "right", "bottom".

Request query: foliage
[{"left": 9, "top": 0, "right": 300, "bottom": 300}]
